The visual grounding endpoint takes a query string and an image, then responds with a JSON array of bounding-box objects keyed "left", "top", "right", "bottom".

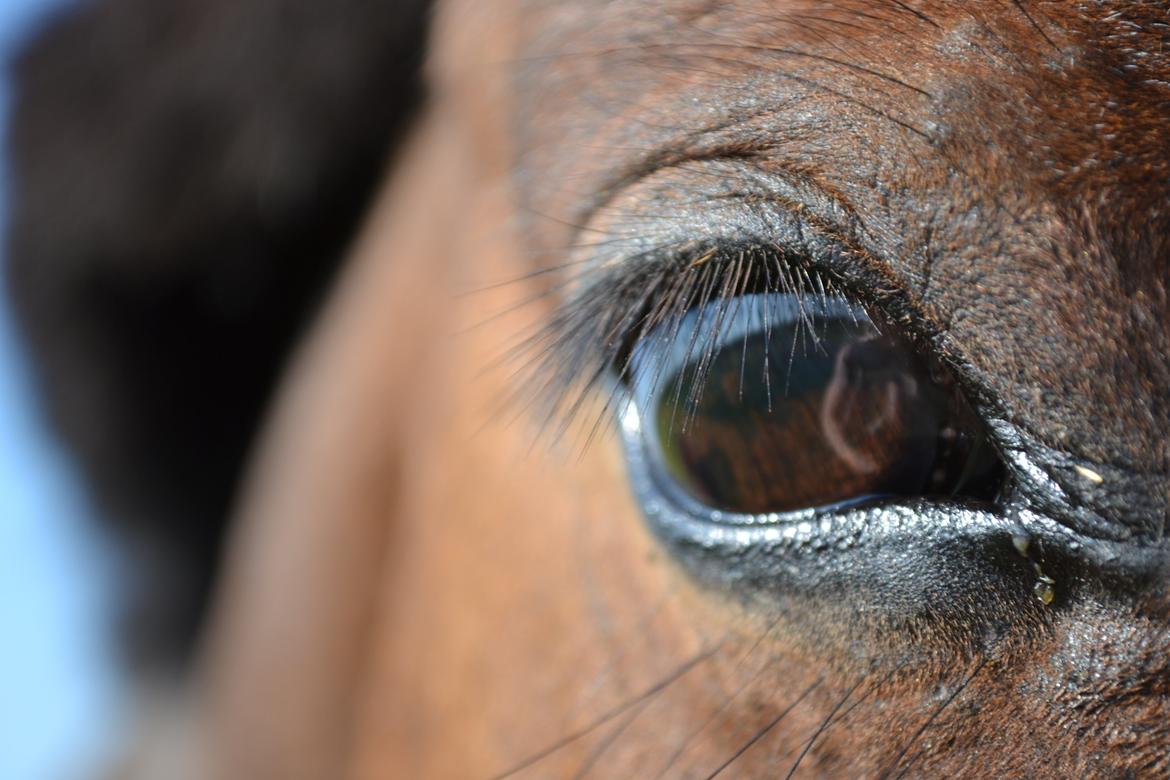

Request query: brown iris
[{"left": 633, "top": 293, "right": 1001, "bottom": 514}]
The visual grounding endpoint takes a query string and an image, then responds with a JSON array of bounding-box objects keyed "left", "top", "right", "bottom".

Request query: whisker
[
  {"left": 516, "top": 201, "right": 621, "bottom": 237},
  {"left": 732, "top": 613, "right": 785, "bottom": 674},
  {"left": 652, "top": 655, "right": 774, "bottom": 780},
  {"left": 457, "top": 267, "right": 590, "bottom": 335},
  {"left": 570, "top": 698, "right": 651, "bottom": 780},
  {"left": 739, "top": 45, "right": 933, "bottom": 97},
  {"left": 649, "top": 53, "right": 932, "bottom": 140},
  {"left": 884, "top": 657, "right": 990, "bottom": 779},
  {"left": 882, "top": 0, "right": 941, "bottom": 29},
  {"left": 1010, "top": 0, "right": 1058, "bottom": 49},
  {"left": 564, "top": 596, "right": 669, "bottom": 722},
  {"left": 783, "top": 673, "right": 868, "bottom": 779},
  {"left": 455, "top": 258, "right": 590, "bottom": 297},
  {"left": 485, "top": 644, "right": 724, "bottom": 780},
  {"left": 703, "top": 678, "right": 823, "bottom": 780},
  {"left": 816, "top": 658, "right": 911, "bottom": 735}
]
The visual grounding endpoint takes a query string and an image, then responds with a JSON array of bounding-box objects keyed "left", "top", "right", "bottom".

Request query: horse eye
[{"left": 628, "top": 293, "right": 1003, "bottom": 515}]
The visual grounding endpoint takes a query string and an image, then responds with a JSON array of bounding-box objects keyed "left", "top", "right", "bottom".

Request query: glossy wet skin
[{"left": 195, "top": 1, "right": 1170, "bottom": 777}]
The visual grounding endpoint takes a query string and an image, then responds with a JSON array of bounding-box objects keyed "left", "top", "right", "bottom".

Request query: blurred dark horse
[
  {"left": 8, "top": 0, "right": 429, "bottom": 665},
  {"left": 8, "top": 0, "right": 1169, "bottom": 777}
]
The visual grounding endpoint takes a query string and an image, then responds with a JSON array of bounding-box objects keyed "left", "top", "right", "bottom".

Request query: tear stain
[
  {"left": 1033, "top": 573, "right": 1056, "bottom": 605},
  {"left": 1012, "top": 533, "right": 1057, "bottom": 606}
]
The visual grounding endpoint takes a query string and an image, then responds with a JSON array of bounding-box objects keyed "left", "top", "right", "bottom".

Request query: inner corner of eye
[{"left": 626, "top": 290, "right": 1004, "bottom": 516}]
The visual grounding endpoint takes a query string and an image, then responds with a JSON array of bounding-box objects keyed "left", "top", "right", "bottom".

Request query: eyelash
[{"left": 507, "top": 242, "right": 859, "bottom": 445}]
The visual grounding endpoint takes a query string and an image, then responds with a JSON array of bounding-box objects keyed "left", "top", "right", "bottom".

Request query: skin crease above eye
[{"left": 175, "top": 1, "right": 1170, "bottom": 778}]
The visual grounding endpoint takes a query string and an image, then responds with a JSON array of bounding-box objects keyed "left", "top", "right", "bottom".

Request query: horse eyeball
[{"left": 629, "top": 292, "right": 1003, "bottom": 515}]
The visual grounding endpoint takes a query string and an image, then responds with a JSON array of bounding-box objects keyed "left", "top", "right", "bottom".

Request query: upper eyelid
[
  {"left": 566, "top": 161, "right": 920, "bottom": 327},
  {"left": 568, "top": 161, "right": 912, "bottom": 325},
  {"left": 518, "top": 159, "right": 977, "bottom": 449},
  {"left": 554, "top": 169, "right": 992, "bottom": 401}
]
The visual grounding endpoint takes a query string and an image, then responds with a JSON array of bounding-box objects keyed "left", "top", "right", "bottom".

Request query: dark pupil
[{"left": 636, "top": 293, "right": 1000, "bottom": 514}]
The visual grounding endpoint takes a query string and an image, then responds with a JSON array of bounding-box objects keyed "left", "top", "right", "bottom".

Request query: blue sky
[{"left": 0, "top": 1, "right": 126, "bottom": 778}]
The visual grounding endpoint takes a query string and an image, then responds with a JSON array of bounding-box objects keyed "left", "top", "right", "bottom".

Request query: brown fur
[{"left": 11, "top": 0, "right": 1170, "bottom": 777}]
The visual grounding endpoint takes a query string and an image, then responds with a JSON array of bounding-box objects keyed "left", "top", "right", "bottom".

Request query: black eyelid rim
[{"left": 619, "top": 390, "right": 1170, "bottom": 595}]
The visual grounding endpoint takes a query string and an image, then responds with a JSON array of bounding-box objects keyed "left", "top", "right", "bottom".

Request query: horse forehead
[{"left": 511, "top": 0, "right": 1170, "bottom": 238}]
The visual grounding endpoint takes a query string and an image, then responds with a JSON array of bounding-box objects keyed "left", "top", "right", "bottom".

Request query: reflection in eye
[{"left": 630, "top": 293, "right": 1002, "bottom": 514}]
